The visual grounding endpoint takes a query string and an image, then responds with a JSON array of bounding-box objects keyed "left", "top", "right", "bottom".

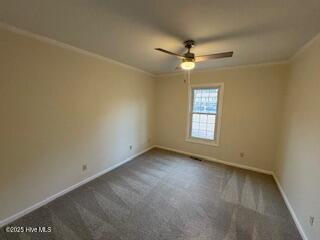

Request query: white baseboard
[
  {"left": 1, "top": 144, "right": 308, "bottom": 240},
  {"left": 272, "top": 173, "right": 308, "bottom": 240},
  {"left": 0, "top": 146, "right": 155, "bottom": 227},
  {"left": 155, "top": 145, "right": 307, "bottom": 239},
  {"left": 154, "top": 145, "right": 273, "bottom": 175}
]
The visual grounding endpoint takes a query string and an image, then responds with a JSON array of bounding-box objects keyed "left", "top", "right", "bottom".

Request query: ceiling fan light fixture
[
  {"left": 155, "top": 40, "right": 233, "bottom": 71},
  {"left": 181, "top": 59, "right": 195, "bottom": 70}
]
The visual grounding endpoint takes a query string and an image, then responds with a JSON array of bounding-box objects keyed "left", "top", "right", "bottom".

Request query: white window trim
[{"left": 185, "top": 82, "right": 224, "bottom": 147}]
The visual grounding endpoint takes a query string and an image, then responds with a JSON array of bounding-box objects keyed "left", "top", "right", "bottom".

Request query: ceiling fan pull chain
[{"left": 183, "top": 70, "right": 190, "bottom": 85}]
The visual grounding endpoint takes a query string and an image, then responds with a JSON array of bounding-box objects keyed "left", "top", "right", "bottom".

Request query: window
[{"left": 186, "top": 83, "right": 224, "bottom": 146}]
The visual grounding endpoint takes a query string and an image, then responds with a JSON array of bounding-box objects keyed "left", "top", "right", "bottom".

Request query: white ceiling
[{"left": 0, "top": 0, "right": 320, "bottom": 74}]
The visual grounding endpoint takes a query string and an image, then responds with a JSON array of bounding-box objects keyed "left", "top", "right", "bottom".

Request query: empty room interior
[{"left": 0, "top": 1, "right": 319, "bottom": 240}]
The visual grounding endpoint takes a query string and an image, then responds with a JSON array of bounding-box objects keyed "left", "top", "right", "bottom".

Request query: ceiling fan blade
[
  {"left": 155, "top": 48, "right": 184, "bottom": 58},
  {"left": 195, "top": 51, "right": 233, "bottom": 62}
]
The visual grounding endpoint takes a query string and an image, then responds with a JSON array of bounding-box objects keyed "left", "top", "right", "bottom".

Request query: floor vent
[{"left": 190, "top": 156, "right": 202, "bottom": 161}]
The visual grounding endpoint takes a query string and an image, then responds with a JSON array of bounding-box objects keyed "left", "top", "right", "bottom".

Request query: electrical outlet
[
  {"left": 309, "top": 216, "right": 314, "bottom": 226},
  {"left": 240, "top": 152, "right": 245, "bottom": 158},
  {"left": 130, "top": 145, "right": 133, "bottom": 150},
  {"left": 82, "top": 164, "right": 87, "bottom": 172}
]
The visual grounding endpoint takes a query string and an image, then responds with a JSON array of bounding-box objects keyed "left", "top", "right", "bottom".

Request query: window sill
[{"left": 185, "top": 137, "right": 219, "bottom": 147}]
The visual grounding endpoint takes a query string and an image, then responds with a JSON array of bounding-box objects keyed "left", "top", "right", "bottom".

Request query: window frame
[{"left": 185, "top": 82, "right": 224, "bottom": 146}]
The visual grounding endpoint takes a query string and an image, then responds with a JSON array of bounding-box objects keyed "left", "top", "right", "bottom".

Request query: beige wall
[
  {"left": 275, "top": 34, "right": 320, "bottom": 240},
  {"left": 0, "top": 28, "right": 155, "bottom": 222},
  {"left": 1, "top": 23, "right": 319, "bottom": 239},
  {"left": 155, "top": 64, "right": 287, "bottom": 171}
]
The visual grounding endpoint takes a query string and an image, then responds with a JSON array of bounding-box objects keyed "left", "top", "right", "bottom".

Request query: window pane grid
[
  {"left": 192, "top": 88, "right": 218, "bottom": 114},
  {"left": 190, "top": 88, "right": 219, "bottom": 141}
]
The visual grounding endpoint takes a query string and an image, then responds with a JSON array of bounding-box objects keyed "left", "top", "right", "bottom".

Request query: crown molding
[
  {"left": 289, "top": 32, "right": 320, "bottom": 62},
  {"left": 156, "top": 60, "right": 289, "bottom": 78},
  {"left": 1, "top": 21, "right": 318, "bottom": 78},
  {"left": 0, "top": 22, "right": 155, "bottom": 77}
]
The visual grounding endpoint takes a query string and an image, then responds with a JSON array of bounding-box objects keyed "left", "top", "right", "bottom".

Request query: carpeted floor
[{"left": 1, "top": 148, "right": 302, "bottom": 240}]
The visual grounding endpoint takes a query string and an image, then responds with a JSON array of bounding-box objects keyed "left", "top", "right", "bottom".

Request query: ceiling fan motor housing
[
  {"left": 183, "top": 40, "right": 195, "bottom": 59},
  {"left": 184, "top": 40, "right": 195, "bottom": 49},
  {"left": 184, "top": 52, "right": 195, "bottom": 60}
]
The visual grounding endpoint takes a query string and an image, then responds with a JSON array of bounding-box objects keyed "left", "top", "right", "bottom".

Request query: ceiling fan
[{"left": 155, "top": 40, "right": 233, "bottom": 70}]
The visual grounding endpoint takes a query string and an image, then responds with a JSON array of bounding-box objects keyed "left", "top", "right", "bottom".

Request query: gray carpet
[{"left": 1, "top": 148, "right": 302, "bottom": 240}]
